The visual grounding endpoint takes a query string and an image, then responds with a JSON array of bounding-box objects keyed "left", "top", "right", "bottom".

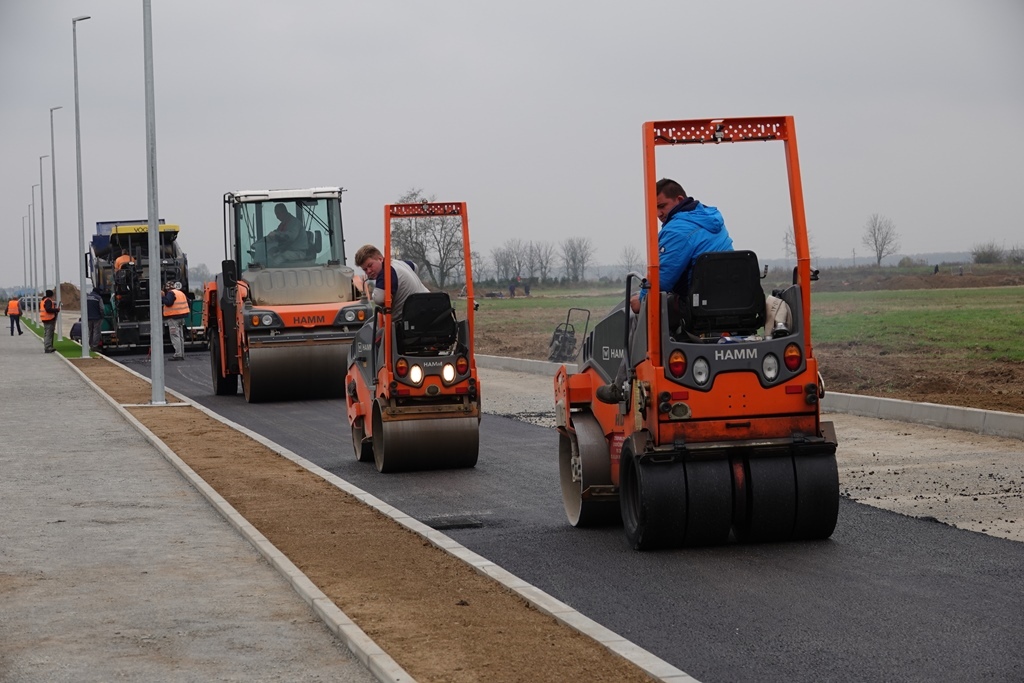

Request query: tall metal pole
[
  {"left": 73, "top": 15, "right": 91, "bottom": 357},
  {"left": 50, "top": 106, "right": 64, "bottom": 340},
  {"left": 39, "top": 155, "right": 50, "bottom": 294},
  {"left": 143, "top": 0, "right": 165, "bottom": 403},
  {"left": 31, "top": 187, "right": 39, "bottom": 323},
  {"left": 22, "top": 217, "right": 28, "bottom": 294},
  {"left": 28, "top": 205, "right": 35, "bottom": 316}
]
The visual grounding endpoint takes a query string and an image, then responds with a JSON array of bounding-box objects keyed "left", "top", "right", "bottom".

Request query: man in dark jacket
[{"left": 86, "top": 286, "right": 105, "bottom": 350}]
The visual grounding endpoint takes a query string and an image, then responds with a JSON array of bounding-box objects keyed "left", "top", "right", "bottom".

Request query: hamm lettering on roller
[
  {"left": 714, "top": 347, "right": 757, "bottom": 361},
  {"left": 293, "top": 315, "right": 326, "bottom": 325}
]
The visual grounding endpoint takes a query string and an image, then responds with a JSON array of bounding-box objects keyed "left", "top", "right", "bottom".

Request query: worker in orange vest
[
  {"left": 114, "top": 249, "right": 136, "bottom": 271},
  {"left": 5, "top": 296, "right": 24, "bottom": 336},
  {"left": 161, "top": 281, "right": 190, "bottom": 360},
  {"left": 40, "top": 289, "right": 62, "bottom": 353}
]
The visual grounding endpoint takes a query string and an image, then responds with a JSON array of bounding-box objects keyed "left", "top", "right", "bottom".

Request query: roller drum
[
  {"left": 243, "top": 343, "right": 347, "bottom": 403},
  {"left": 372, "top": 414, "right": 479, "bottom": 473}
]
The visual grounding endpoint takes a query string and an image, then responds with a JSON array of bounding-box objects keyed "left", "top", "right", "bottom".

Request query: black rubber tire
[
  {"left": 619, "top": 443, "right": 687, "bottom": 551},
  {"left": 793, "top": 453, "right": 840, "bottom": 540},
  {"left": 736, "top": 456, "right": 797, "bottom": 543},
  {"left": 681, "top": 459, "right": 734, "bottom": 546},
  {"left": 559, "top": 413, "right": 619, "bottom": 527},
  {"left": 210, "top": 336, "right": 238, "bottom": 396}
]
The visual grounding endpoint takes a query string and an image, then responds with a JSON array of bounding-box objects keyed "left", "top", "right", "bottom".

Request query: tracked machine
[
  {"left": 554, "top": 116, "right": 839, "bottom": 550},
  {"left": 203, "top": 188, "right": 370, "bottom": 402},
  {"left": 345, "top": 202, "right": 480, "bottom": 473}
]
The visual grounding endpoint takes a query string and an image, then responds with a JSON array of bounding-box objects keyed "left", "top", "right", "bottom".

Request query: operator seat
[
  {"left": 396, "top": 292, "right": 458, "bottom": 356},
  {"left": 679, "top": 250, "right": 766, "bottom": 337}
]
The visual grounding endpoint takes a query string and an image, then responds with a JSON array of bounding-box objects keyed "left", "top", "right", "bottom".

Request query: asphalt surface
[
  {"left": 128, "top": 350, "right": 1024, "bottom": 683},
  {"left": 0, "top": 331, "right": 376, "bottom": 682}
]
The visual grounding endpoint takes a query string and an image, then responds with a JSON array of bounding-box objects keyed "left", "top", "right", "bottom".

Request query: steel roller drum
[
  {"left": 243, "top": 343, "right": 347, "bottom": 402},
  {"left": 372, "top": 414, "right": 479, "bottom": 473}
]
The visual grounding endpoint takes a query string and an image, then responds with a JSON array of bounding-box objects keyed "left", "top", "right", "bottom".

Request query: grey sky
[{"left": 2, "top": 0, "right": 1022, "bottom": 289}]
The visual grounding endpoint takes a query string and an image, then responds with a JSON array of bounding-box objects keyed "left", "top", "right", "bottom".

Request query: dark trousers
[{"left": 9, "top": 314, "right": 22, "bottom": 335}]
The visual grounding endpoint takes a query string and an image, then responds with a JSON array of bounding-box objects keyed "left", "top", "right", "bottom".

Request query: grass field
[{"left": 465, "top": 282, "right": 1024, "bottom": 363}]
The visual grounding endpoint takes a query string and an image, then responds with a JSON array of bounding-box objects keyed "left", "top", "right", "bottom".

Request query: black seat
[
  {"left": 682, "top": 250, "right": 766, "bottom": 336},
  {"left": 396, "top": 292, "right": 458, "bottom": 355}
]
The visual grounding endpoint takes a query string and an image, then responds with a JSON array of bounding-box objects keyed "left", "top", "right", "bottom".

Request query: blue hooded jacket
[{"left": 642, "top": 197, "right": 733, "bottom": 300}]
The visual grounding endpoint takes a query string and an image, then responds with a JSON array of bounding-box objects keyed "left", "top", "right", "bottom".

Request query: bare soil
[{"left": 70, "top": 358, "right": 657, "bottom": 683}]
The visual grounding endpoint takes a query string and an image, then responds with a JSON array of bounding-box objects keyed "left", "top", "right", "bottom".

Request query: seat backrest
[
  {"left": 397, "top": 292, "right": 458, "bottom": 355},
  {"left": 683, "top": 250, "right": 766, "bottom": 336}
]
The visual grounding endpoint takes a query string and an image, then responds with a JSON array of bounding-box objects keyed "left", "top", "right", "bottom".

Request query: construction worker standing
[
  {"left": 161, "top": 281, "right": 189, "bottom": 360},
  {"left": 40, "top": 289, "right": 61, "bottom": 353},
  {"left": 5, "top": 296, "right": 24, "bottom": 336}
]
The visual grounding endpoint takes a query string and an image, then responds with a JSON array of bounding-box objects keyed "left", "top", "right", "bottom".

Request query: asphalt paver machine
[{"left": 554, "top": 116, "right": 839, "bottom": 550}]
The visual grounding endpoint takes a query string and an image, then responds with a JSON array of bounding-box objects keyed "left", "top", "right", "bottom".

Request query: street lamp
[
  {"left": 73, "top": 14, "right": 91, "bottom": 357},
  {"left": 39, "top": 154, "right": 50, "bottom": 293},
  {"left": 31, "top": 185, "right": 40, "bottom": 323},
  {"left": 22, "top": 216, "right": 28, "bottom": 294},
  {"left": 50, "top": 106, "right": 64, "bottom": 340}
]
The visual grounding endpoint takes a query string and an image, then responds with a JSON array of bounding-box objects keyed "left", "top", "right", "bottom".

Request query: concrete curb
[
  {"left": 68, "top": 354, "right": 697, "bottom": 683},
  {"left": 474, "top": 354, "right": 1024, "bottom": 441}
]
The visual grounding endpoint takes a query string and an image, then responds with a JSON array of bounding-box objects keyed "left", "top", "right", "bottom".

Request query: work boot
[{"left": 596, "top": 382, "right": 624, "bottom": 404}]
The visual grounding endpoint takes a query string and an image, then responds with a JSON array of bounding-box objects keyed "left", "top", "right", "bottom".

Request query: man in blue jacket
[{"left": 597, "top": 178, "right": 733, "bottom": 403}]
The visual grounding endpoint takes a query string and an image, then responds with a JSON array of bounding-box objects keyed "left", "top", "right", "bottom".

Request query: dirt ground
[{"left": 70, "top": 360, "right": 658, "bottom": 683}]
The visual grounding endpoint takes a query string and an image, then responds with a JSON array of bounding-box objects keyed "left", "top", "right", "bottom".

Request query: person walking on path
[
  {"left": 5, "top": 296, "right": 24, "bottom": 336},
  {"left": 40, "top": 290, "right": 61, "bottom": 353},
  {"left": 161, "top": 281, "right": 190, "bottom": 360},
  {"left": 86, "top": 287, "right": 105, "bottom": 350}
]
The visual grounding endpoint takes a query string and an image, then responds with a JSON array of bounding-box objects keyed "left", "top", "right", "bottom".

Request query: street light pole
[
  {"left": 143, "top": 0, "right": 166, "bottom": 404},
  {"left": 31, "top": 186, "right": 40, "bottom": 323},
  {"left": 73, "top": 15, "right": 91, "bottom": 358},
  {"left": 27, "top": 205, "right": 34, "bottom": 314},
  {"left": 22, "top": 216, "right": 28, "bottom": 294},
  {"left": 50, "top": 106, "right": 64, "bottom": 340},
  {"left": 39, "top": 154, "right": 50, "bottom": 295}
]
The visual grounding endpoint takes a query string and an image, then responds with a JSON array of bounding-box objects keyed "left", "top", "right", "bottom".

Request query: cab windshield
[{"left": 237, "top": 198, "right": 339, "bottom": 270}]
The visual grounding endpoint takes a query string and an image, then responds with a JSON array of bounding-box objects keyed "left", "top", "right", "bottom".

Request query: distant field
[
  {"left": 464, "top": 283, "right": 1024, "bottom": 363},
  {"left": 812, "top": 288, "right": 1024, "bottom": 362}
]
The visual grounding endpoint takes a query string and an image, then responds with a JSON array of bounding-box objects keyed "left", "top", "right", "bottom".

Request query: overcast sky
[{"left": 2, "top": 0, "right": 1022, "bottom": 289}]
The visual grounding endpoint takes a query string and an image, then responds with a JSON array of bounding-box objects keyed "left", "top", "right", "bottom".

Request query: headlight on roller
[
  {"left": 442, "top": 364, "right": 456, "bottom": 383},
  {"left": 409, "top": 365, "right": 423, "bottom": 385}
]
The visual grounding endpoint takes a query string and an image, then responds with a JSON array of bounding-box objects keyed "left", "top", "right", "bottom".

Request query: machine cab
[{"left": 226, "top": 188, "right": 347, "bottom": 271}]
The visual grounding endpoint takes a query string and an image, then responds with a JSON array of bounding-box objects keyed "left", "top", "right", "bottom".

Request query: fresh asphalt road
[{"left": 120, "top": 352, "right": 1024, "bottom": 683}]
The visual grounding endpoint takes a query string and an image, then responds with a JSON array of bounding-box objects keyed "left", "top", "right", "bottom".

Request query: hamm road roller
[
  {"left": 554, "top": 116, "right": 839, "bottom": 550},
  {"left": 346, "top": 202, "right": 480, "bottom": 473},
  {"left": 204, "top": 188, "right": 372, "bottom": 402}
]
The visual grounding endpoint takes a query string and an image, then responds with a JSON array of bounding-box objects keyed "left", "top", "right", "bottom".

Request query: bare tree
[
  {"left": 389, "top": 188, "right": 466, "bottom": 288},
  {"left": 559, "top": 236, "right": 597, "bottom": 282},
  {"left": 523, "top": 242, "right": 540, "bottom": 281},
  {"left": 971, "top": 241, "right": 1005, "bottom": 264},
  {"left": 490, "top": 245, "right": 514, "bottom": 282},
  {"left": 504, "top": 238, "right": 528, "bottom": 278},
  {"left": 468, "top": 250, "right": 488, "bottom": 282},
  {"left": 618, "top": 244, "right": 644, "bottom": 275},
  {"left": 535, "top": 241, "right": 556, "bottom": 283},
  {"left": 861, "top": 214, "right": 900, "bottom": 266},
  {"left": 782, "top": 226, "right": 817, "bottom": 260}
]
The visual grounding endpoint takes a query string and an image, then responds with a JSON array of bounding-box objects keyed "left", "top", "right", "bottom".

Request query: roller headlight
[
  {"left": 442, "top": 363, "right": 456, "bottom": 383},
  {"left": 261, "top": 314, "right": 273, "bottom": 326},
  {"left": 409, "top": 364, "right": 423, "bottom": 384},
  {"left": 762, "top": 353, "right": 780, "bottom": 382},
  {"left": 692, "top": 357, "right": 710, "bottom": 386},
  {"left": 344, "top": 310, "right": 356, "bottom": 322}
]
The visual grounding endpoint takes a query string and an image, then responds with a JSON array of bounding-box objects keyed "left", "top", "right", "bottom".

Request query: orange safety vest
[
  {"left": 163, "top": 289, "right": 190, "bottom": 318},
  {"left": 5, "top": 299, "right": 20, "bottom": 316},
  {"left": 40, "top": 297, "right": 57, "bottom": 322},
  {"left": 114, "top": 254, "right": 135, "bottom": 270}
]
